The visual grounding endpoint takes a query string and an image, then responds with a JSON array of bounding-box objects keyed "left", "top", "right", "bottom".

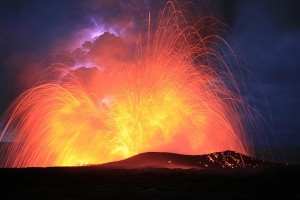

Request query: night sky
[{"left": 0, "top": 0, "right": 299, "bottom": 163}]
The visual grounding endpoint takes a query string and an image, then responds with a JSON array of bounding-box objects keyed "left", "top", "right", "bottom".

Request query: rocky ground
[{"left": 0, "top": 164, "right": 299, "bottom": 199}]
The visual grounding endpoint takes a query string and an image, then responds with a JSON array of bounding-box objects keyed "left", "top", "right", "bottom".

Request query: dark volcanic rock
[{"left": 0, "top": 163, "right": 299, "bottom": 200}]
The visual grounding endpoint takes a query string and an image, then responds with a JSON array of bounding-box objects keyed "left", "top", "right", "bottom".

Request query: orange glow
[{"left": 0, "top": 2, "right": 252, "bottom": 167}]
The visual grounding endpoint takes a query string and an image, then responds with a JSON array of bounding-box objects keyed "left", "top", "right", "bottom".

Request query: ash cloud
[
  {"left": 72, "top": 32, "right": 131, "bottom": 69},
  {"left": 0, "top": 0, "right": 159, "bottom": 114}
]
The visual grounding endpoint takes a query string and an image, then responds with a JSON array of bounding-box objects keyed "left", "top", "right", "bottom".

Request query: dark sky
[{"left": 0, "top": 0, "right": 299, "bottom": 162}]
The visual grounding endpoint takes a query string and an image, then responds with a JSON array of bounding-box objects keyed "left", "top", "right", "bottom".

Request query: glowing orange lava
[{"left": 0, "top": 2, "right": 253, "bottom": 167}]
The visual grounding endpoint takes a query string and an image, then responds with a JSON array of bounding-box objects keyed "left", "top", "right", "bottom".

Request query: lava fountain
[{"left": 0, "top": 2, "right": 254, "bottom": 167}]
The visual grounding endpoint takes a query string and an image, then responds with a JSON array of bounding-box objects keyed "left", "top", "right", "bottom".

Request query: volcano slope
[
  {"left": 99, "top": 150, "right": 280, "bottom": 169},
  {"left": 0, "top": 150, "right": 299, "bottom": 199}
]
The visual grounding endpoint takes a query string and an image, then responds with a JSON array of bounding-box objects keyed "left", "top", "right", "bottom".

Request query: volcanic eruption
[{"left": 0, "top": 2, "right": 255, "bottom": 168}]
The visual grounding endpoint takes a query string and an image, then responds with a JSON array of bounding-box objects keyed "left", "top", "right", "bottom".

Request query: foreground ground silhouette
[{"left": 0, "top": 151, "right": 299, "bottom": 199}]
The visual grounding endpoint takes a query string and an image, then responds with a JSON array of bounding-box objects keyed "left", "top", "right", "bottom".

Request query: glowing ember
[{"left": 0, "top": 2, "right": 253, "bottom": 167}]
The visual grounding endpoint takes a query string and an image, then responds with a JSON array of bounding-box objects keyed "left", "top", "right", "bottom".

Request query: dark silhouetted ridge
[{"left": 99, "top": 150, "right": 282, "bottom": 169}]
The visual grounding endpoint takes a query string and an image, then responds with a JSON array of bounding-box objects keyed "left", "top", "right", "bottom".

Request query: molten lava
[{"left": 0, "top": 2, "right": 252, "bottom": 167}]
